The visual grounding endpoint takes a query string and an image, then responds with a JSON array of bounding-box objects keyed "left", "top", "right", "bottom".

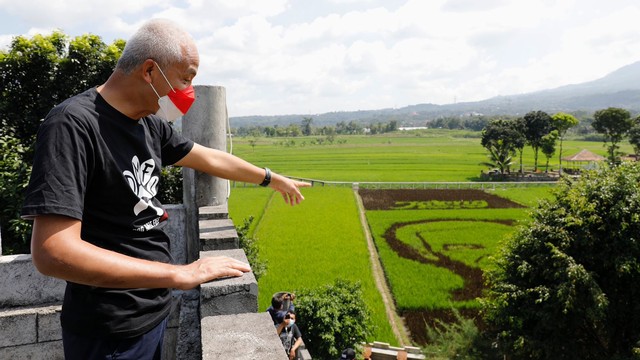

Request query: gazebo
[{"left": 561, "top": 149, "right": 605, "bottom": 173}]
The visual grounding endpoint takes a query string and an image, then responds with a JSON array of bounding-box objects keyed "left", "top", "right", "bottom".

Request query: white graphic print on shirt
[{"left": 123, "top": 156, "right": 163, "bottom": 217}]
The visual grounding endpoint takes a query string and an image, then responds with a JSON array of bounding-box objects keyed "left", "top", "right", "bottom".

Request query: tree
[
  {"left": 0, "top": 32, "right": 124, "bottom": 148},
  {"left": 592, "top": 107, "right": 633, "bottom": 164},
  {"left": 301, "top": 117, "right": 313, "bottom": 136},
  {"left": 481, "top": 139, "right": 514, "bottom": 175},
  {"left": 539, "top": 130, "right": 558, "bottom": 172},
  {"left": 386, "top": 120, "right": 398, "bottom": 132},
  {"left": 465, "top": 116, "right": 490, "bottom": 131},
  {"left": 483, "top": 162, "right": 640, "bottom": 360},
  {"left": 480, "top": 119, "right": 520, "bottom": 174},
  {"left": 248, "top": 138, "right": 257, "bottom": 152},
  {"left": 551, "top": 112, "right": 579, "bottom": 175},
  {"left": 0, "top": 31, "right": 124, "bottom": 254},
  {"left": 627, "top": 115, "right": 640, "bottom": 159},
  {"left": 0, "top": 131, "right": 31, "bottom": 254},
  {"left": 295, "top": 279, "right": 373, "bottom": 360},
  {"left": 510, "top": 117, "right": 527, "bottom": 174},
  {"left": 522, "top": 111, "right": 553, "bottom": 172},
  {"left": 156, "top": 166, "right": 183, "bottom": 205}
]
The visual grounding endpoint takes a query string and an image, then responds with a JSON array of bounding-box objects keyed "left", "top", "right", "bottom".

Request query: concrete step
[
  {"left": 199, "top": 205, "right": 229, "bottom": 220},
  {"left": 199, "top": 249, "right": 257, "bottom": 318},
  {"left": 201, "top": 312, "right": 287, "bottom": 360},
  {"left": 199, "top": 218, "right": 239, "bottom": 250}
]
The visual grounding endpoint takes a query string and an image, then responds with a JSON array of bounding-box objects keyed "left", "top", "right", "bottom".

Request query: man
[
  {"left": 21, "top": 18, "right": 309, "bottom": 360},
  {"left": 267, "top": 291, "right": 296, "bottom": 325},
  {"left": 277, "top": 311, "right": 303, "bottom": 360}
]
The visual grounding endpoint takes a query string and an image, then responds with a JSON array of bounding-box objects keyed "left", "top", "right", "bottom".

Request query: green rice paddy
[{"left": 226, "top": 130, "right": 623, "bottom": 345}]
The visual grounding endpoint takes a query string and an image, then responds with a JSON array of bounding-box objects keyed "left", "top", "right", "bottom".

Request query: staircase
[{"left": 197, "top": 204, "right": 287, "bottom": 360}]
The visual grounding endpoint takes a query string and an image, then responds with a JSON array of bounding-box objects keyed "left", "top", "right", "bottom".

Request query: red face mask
[
  {"left": 167, "top": 85, "right": 195, "bottom": 114},
  {"left": 149, "top": 61, "right": 196, "bottom": 122}
]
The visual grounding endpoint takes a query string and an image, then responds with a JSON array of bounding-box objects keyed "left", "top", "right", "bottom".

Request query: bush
[
  {"left": 0, "top": 133, "right": 32, "bottom": 254},
  {"left": 483, "top": 162, "right": 640, "bottom": 360},
  {"left": 295, "top": 279, "right": 373, "bottom": 359},
  {"left": 157, "top": 166, "right": 183, "bottom": 204},
  {"left": 236, "top": 216, "right": 267, "bottom": 281},
  {"left": 422, "top": 309, "right": 499, "bottom": 360}
]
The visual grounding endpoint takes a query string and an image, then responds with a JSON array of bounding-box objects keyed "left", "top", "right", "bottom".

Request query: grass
[
  {"left": 229, "top": 132, "right": 632, "bottom": 182},
  {"left": 247, "top": 187, "right": 397, "bottom": 343},
  {"left": 227, "top": 185, "right": 273, "bottom": 235},
  {"left": 485, "top": 186, "right": 556, "bottom": 207}
]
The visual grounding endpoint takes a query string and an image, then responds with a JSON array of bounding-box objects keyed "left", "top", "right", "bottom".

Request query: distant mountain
[{"left": 230, "top": 61, "right": 640, "bottom": 127}]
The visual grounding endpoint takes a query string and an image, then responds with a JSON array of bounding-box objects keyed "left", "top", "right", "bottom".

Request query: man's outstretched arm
[{"left": 175, "top": 143, "right": 311, "bottom": 205}]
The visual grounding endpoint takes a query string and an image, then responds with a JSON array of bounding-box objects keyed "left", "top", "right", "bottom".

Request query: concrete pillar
[
  {"left": 182, "top": 85, "right": 229, "bottom": 264},
  {"left": 182, "top": 85, "right": 229, "bottom": 208}
]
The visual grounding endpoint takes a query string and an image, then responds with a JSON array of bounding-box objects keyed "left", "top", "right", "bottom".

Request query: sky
[{"left": 0, "top": 0, "right": 639, "bottom": 117}]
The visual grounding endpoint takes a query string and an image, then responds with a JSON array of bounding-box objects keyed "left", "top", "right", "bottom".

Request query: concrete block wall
[
  {"left": 0, "top": 206, "right": 193, "bottom": 359},
  {"left": 0, "top": 252, "right": 65, "bottom": 360},
  {"left": 0, "top": 204, "right": 288, "bottom": 360},
  {"left": 0, "top": 305, "right": 63, "bottom": 360}
]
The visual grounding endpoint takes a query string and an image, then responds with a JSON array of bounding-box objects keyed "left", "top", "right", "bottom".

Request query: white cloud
[{"left": 1, "top": 0, "right": 639, "bottom": 116}]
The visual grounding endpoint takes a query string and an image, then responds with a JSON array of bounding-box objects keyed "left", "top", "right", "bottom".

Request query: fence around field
[{"left": 232, "top": 178, "right": 559, "bottom": 190}]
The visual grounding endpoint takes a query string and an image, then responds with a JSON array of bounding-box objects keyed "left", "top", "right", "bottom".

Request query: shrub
[
  {"left": 157, "top": 165, "right": 183, "bottom": 204},
  {"left": 236, "top": 216, "right": 267, "bottom": 281},
  {"left": 0, "top": 133, "right": 31, "bottom": 254},
  {"left": 295, "top": 279, "right": 373, "bottom": 359},
  {"left": 422, "top": 308, "right": 499, "bottom": 360},
  {"left": 483, "top": 162, "right": 640, "bottom": 360}
]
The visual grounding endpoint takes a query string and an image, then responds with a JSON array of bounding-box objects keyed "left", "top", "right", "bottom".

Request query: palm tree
[{"left": 481, "top": 139, "right": 514, "bottom": 175}]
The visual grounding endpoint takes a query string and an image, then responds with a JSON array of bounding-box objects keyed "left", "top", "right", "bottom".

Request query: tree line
[
  {"left": 1, "top": 31, "right": 125, "bottom": 254},
  {"left": 233, "top": 117, "right": 400, "bottom": 137},
  {"left": 480, "top": 108, "right": 640, "bottom": 175}
]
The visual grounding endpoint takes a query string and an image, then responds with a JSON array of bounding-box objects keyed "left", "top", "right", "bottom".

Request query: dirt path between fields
[{"left": 353, "top": 189, "right": 412, "bottom": 346}]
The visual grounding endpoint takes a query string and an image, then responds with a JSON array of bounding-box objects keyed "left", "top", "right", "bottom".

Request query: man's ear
[{"left": 141, "top": 59, "right": 155, "bottom": 84}]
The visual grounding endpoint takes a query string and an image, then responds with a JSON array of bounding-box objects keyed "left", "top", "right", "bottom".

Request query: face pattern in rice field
[
  {"left": 360, "top": 189, "right": 523, "bottom": 344},
  {"left": 383, "top": 218, "right": 515, "bottom": 302},
  {"left": 359, "top": 189, "right": 525, "bottom": 210}
]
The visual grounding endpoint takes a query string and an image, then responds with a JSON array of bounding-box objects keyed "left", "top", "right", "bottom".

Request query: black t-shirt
[
  {"left": 21, "top": 87, "right": 194, "bottom": 339},
  {"left": 279, "top": 324, "right": 302, "bottom": 354}
]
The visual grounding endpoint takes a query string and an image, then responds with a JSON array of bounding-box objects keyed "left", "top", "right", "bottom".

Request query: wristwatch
[{"left": 260, "top": 167, "right": 271, "bottom": 187}]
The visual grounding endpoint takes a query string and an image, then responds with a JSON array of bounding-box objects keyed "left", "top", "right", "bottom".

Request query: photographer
[
  {"left": 267, "top": 292, "right": 296, "bottom": 325},
  {"left": 277, "top": 311, "right": 303, "bottom": 360}
]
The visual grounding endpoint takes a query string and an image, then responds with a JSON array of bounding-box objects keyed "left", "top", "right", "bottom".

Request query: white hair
[{"left": 116, "top": 18, "right": 195, "bottom": 74}]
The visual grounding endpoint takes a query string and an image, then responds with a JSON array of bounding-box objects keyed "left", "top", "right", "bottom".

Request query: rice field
[
  {"left": 226, "top": 130, "right": 607, "bottom": 346},
  {"left": 235, "top": 187, "right": 397, "bottom": 343}
]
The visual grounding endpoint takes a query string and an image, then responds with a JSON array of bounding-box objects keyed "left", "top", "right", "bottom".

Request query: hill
[{"left": 230, "top": 60, "right": 640, "bottom": 127}]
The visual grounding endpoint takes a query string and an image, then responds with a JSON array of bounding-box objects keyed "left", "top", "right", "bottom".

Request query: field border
[
  {"left": 353, "top": 189, "right": 412, "bottom": 346},
  {"left": 275, "top": 179, "right": 559, "bottom": 190}
]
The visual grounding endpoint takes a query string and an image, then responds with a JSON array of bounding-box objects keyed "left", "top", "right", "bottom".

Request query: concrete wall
[
  {"left": 0, "top": 205, "right": 287, "bottom": 360},
  {"left": 0, "top": 206, "right": 191, "bottom": 360}
]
